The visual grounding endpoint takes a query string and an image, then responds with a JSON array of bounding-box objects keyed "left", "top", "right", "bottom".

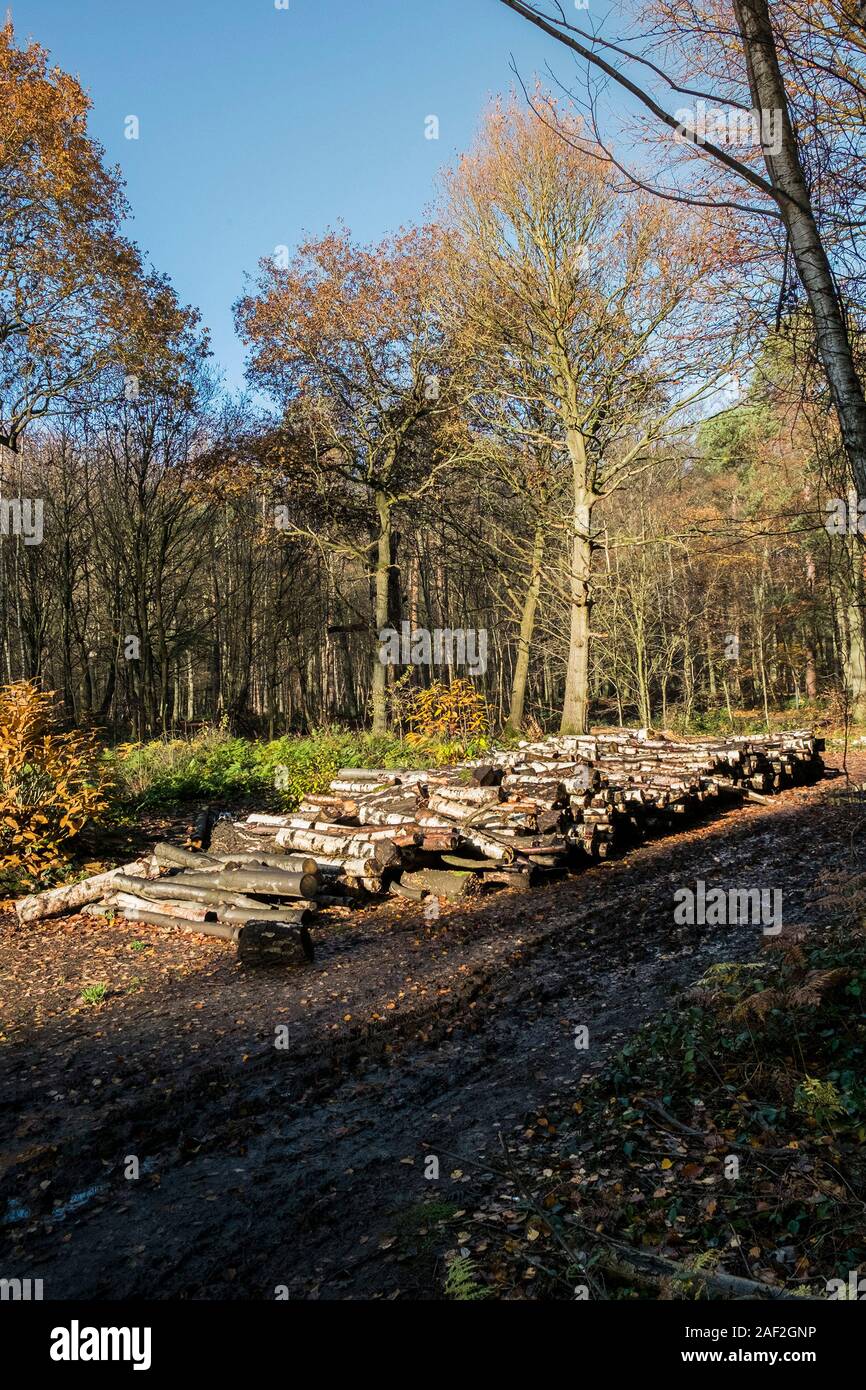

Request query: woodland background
[{"left": 2, "top": 5, "right": 866, "bottom": 745}]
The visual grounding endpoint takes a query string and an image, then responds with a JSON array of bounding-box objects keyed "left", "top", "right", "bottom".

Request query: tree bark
[
  {"left": 561, "top": 481, "right": 595, "bottom": 735},
  {"left": 507, "top": 520, "right": 545, "bottom": 732},
  {"left": 732, "top": 0, "right": 866, "bottom": 499},
  {"left": 371, "top": 490, "right": 392, "bottom": 733},
  {"left": 844, "top": 537, "right": 866, "bottom": 721}
]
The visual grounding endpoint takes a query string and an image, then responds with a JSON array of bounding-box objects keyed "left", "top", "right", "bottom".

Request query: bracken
[{"left": 0, "top": 680, "right": 109, "bottom": 891}]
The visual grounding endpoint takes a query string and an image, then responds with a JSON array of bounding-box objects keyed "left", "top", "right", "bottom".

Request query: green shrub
[{"left": 105, "top": 724, "right": 490, "bottom": 810}]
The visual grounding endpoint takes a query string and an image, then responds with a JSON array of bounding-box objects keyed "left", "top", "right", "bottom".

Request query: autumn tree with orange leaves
[
  {"left": 235, "top": 225, "right": 476, "bottom": 732},
  {"left": 0, "top": 21, "right": 202, "bottom": 457},
  {"left": 442, "top": 92, "right": 730, "bottom": 733}
]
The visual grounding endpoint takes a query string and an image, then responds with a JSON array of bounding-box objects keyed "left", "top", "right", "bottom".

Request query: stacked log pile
[
  {"left": 13, "top": 729, "right": 825, "bottom": 954},
  {"left": 201, "top": 727, "right": 825, "bottom": 898}
]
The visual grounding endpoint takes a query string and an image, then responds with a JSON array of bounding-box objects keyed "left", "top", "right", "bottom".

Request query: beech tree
[
  {"left": 442, "top": 93, "right": 723, "bottom": 733},
  {"left": 235, "top": 225, "right": 474, "bottom": 732}
]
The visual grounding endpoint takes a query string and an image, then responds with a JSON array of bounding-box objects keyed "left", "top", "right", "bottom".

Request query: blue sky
[{"left": 14, "top": 0, "right": 576, "bottom": 391}]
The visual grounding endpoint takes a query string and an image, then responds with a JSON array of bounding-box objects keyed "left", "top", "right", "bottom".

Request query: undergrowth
[
  {"left": 105, "top": 723, "right": 491, "bottom": 810},
  {"left": 468, "top": 921, "right": 866, "bottom": 1300},
  {"left": 0, "top": 681, "right": 109, "bottom": 895}
]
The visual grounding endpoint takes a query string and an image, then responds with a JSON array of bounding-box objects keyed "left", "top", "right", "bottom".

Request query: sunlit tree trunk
[
  {"left": 506, "top": 521, "right": 545, "bottom": 732},
  {"left": 732, "top": 0, "right": 866, "bottom": 501},
  {"left": 842, "top": 536, "right": 866, "bottom": 722},
  {"left": 561, "top": 423, "right": 596, "bottom": 734},
  {"left": 371, "top": 491, "right": 392, "bottom": 733}
]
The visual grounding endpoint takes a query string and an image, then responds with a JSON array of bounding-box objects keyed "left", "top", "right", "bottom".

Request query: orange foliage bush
[
  {"left": 0, "top": 681, "right": 109, "bottom": 891},
  {"left": 405, "top": 679, "right": 489, "bottom": 741}
]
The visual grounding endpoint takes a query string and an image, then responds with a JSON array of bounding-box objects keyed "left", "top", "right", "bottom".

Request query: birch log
[
  {"left": 16, "top": 858, "right": 156, "bottom": 923},
  {"left": 121, "top": 907, "right": 238, "bottom": 942},
  {"left": 116, "top": 892, "right": 213, "bottom": 923}
]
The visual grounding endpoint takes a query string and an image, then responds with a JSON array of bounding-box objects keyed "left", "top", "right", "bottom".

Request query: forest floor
[{"left": 1, "top": 751, "right": 864, "bottom": 1300}]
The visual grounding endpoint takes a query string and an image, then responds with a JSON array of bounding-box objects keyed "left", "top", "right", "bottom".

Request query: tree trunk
[
  {"left": 507, "top": 520, "right": 545, "bottom": 732},
  {"left": 501, "top": 0, "right": 866, "bottom": 502},
  {"left": 844, "top": 537, "right": 866, "bottom": 721},
  {"left": 371, "top": 491, "right": 392, "bottom": 733},
  {"left": 733, "top": 0, "right": 866, "bottom": 499},
  {"left": 804, "top": 645, "right": 818, "bottom": 701},
  {"left": 804, "top": 551, "right": 818, "bottom": 701},
  {"left": 561, "top": 476, "right": 595, "bottom": 735}
]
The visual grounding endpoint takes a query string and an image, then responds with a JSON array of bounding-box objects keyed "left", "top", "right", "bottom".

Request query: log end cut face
[{"left": 236, "top": 920, "right": 315, "bottom": 967}]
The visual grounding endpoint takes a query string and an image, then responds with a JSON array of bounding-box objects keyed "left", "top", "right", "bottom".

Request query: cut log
[
  {"left": 442, "top": 854, "right": 500, "bottom": 870},
  {"left": 216, "top": 853, "right": 320, "bottom": 876},
  {"left": 335, "top": 768, "right": 402, "bottom": 783},
  {"left": 296, "top": 795, "right": 359, "bottom": 821},
  {"left": 121, "top": 907, "right": 238, "bottom": 942},
  {"left": 456, "top": 828, "right": 516, "bottom": 863},
  {"left": 162, "top": 870, "right": 234, "bottom": 890},
  {"left": 415, "top": 807, "right": 454, "bottom": 826},
  {"left": 111, "top": 874, "right": 263, "bottom": 911},
  {"left": 15, "top": 857, "right": 156, "bottom": 923},
  {"left": 340, "top": 874, "right": 384, "bottom": 893},
  {"left": 401, "top": 868, "right": 481, "bottom": 901},
  {"left": 473, "top": 808, "right": 538, "bottom": 832},
  {"left": 216, "top": 868, "right": 320, "bottom": 900},
  {"left": 354, "top": 795, "right": 420, "bottom": 826},
  {"left": 329, "top": 778, "right": 392, "bottom": 794},
  {"left": 120, "top": 907, "right": 314, "bottom": 966},
  {"left": 314, "top": 855, "right": 382, "bottom": 877},
  {"left": 218, "top": 904, "right": 313, "bottom": 926},
  {"left": 236, "top": 920, "right": 314, "bottom": 967},
  {"left": 116, "top": 892, "right": 213, "bottom": 923},
  {"left": 480, "top": 869, "right": 533, "bottom": 892},
  {"left": 281, "top": 819, "right": 402, "bottom": 844},
  {"left": 427, "top": 792, "right": 489, "bottom": 820},
  {"left": 388, "top": 879, "right": 428, "bottom": 902},
  {"left": 417, "top": 831, "right": 460, "bottom": 852},
  {"left": 273, "top": 826, "right": 401, "bottom": 868},
  {"left": 79, "top": 727, "right": 823, "bottom": 935},
  {"left": 431, "top": 784, "right": 503, "bottom": 806},
  {"left": 154, "top": 842, "right": 220, "bottom": 871}
]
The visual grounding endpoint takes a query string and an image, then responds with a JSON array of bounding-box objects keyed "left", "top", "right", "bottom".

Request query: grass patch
[{"left": 80, "top": 983, "right": 109, "bottom": 1006}]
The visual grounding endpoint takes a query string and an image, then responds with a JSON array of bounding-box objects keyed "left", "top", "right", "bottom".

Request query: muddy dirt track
[{"left": 2, "top": 754, "right": 864, "bottom": 1300}]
